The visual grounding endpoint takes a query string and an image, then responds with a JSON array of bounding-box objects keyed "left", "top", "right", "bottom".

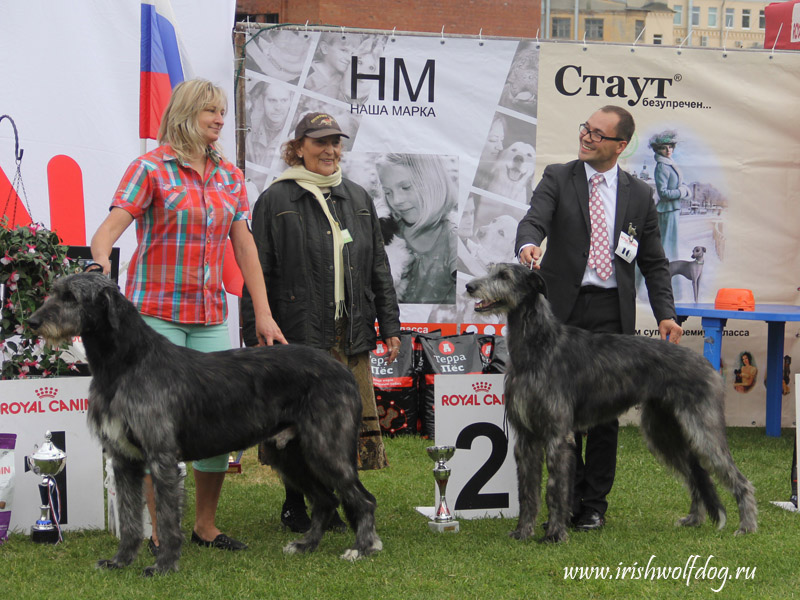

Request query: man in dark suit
[{"left": 515, "top": 105, "right": 683, "bottom": 531}]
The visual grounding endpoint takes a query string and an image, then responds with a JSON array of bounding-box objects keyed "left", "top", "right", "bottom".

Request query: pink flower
[
  {"left": 28, "top": 223, "right": 42, "bottom": 234},
  {"left": 9, "top": 271, "right": 19, "bottom": 282},
  {"left": 26, "top": 244, "right": 37, "bottom": 253},
  {"left": 0, "top": 251, "right": 12, "bottom": 265}
]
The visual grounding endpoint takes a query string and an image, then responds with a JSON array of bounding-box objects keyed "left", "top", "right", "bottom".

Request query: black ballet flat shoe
[
  {"left": 190, "top": 531, "right": 248, "bottom": 551},
  {"left": 147, "top": 537, "right": 159, "bottom": 556}
]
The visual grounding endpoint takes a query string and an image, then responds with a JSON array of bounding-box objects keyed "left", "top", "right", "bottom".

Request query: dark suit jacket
[{"left": 515, "top": 159, "right": 676, "bottom": 335}]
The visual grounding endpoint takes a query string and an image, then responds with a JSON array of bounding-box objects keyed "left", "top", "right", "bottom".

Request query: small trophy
[
  {"left": 426, "top": 445, "right": 459, "bottom": 533},
  {"left": 27, "top": 431, "right": 66, "bottom": 544}
]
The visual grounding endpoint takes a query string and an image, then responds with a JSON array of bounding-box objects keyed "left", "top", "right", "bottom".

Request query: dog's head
[
  {"left": 29, "top": 273, "right": 125, "bottom": 345},
  {"left": 691, "top": 246, "right": 707, "bottom": 259},
  {"left": 496, "top": 142, "right": 536, "bottom": 183},
  {"left": 504, "top": 49, "right": 538, "bottom": 101},
  {"left": 465, "top": 263, "right": 547, "bottom": 315},
  {"left": 470, "top": 215, "right": 519, "bottom": 269}
]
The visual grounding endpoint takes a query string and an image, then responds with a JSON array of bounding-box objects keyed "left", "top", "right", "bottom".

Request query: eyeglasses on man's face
[{"left": 579, "top": 123, "right": 624, "bottom": 143}]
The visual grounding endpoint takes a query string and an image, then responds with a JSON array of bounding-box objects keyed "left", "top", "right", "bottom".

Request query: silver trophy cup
[
  {"left": 27, "top": 431, "right": 66, "bottom": 544},
  {"left": 426, "top": 445, "right": 459, "bottom": 533}
]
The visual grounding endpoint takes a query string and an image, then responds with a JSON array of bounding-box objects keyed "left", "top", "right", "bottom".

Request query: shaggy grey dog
[
  {"left": 29, "top": 273, "right": 381, "bottom": 575},
  {"left": 465, "top": 263, "right": 757, "bottom": 543}
]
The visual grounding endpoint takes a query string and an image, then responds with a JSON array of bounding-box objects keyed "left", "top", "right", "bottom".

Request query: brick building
[{"left": 236, "top": 0, "right": 542, "bottom": 38}]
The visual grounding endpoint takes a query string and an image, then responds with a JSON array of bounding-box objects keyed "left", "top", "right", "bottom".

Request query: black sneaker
[
  {"left": 791, "top": 494, "right": 798, "bottom": 508},
  {"left": 281, "top": 502, "right": 311, "bottom": 533}
]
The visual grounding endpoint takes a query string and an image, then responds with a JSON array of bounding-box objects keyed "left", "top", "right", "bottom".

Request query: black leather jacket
[{"left": 241, "top": 178, "right": 401, "bottom": 354}]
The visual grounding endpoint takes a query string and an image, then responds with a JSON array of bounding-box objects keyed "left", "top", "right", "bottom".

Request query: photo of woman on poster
[
  {"left": 305, "top": 33, "right": 359, "bottom": 99},
  {"left": 305, "top": 33, "right": 385, "bottom": 103},
  {"left": 734, "top": 351, "right": 758, "bottom": 393},
  {"left": 376, "top": 153, "right": 457, "bottom": 304}
]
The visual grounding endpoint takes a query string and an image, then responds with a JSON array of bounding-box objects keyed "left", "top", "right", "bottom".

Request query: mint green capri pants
[{"left": 141, "top": 315, "right": 232, "bottom": 473}]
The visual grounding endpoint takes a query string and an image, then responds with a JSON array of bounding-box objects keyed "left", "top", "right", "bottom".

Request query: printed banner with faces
[{"left": 243, "top": 28, "right": 800, "bottom": 428}]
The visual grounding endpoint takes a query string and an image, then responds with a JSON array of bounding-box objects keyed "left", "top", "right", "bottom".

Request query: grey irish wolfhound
[
  {"left": 465, "top": 263, "right": 757, "bottom": 543},
  {"left": 29, "top": 273, "right": 382, "bottom": 575}
]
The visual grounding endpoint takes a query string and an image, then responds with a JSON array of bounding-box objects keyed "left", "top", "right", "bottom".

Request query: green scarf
[{"left": 270, "top": 165, "right": 346, "bottom": 318}]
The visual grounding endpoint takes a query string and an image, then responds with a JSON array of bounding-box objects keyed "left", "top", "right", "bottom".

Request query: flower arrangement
[{"left": 0, "top": 219, "right": 82, "bottom": 379}]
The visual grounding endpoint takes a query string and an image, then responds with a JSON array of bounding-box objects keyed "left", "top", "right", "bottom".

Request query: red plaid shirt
[{"left": 111, "top": 145, "right": 249, "bottom": 325}]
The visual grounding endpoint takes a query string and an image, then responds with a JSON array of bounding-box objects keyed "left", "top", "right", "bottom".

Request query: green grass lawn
[{"left": 4, "top": 427, "right": 798, "bottom": 599}]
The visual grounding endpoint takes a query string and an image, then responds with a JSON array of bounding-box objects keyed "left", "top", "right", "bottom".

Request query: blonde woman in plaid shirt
[{"left": 91, "top": 79, "right": 286, "bottom": 553}]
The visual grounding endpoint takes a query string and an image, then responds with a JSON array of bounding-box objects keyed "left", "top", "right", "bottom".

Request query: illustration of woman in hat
[{"left": 650, "top": 130, "right": 691, "bottom": 261}]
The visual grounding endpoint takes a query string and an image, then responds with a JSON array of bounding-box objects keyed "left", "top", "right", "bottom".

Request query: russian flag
[{"left": 139, "top": 0, "right": 193, "bottom": 140}]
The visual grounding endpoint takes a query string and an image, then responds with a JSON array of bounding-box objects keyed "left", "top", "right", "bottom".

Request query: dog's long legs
[
  {"left": 685, "top": 432, "right": 758, "bottom": 535},
  {"left": 144, "top": 455, "right": 185, "bottom": 576},
  {"left": 542, "top": 435, "right": 576, "bottom": 543},
  {"left": 641, "top": 405, "right": 724, "bottom": 528},
  {"left": 96, "top": 457, "right": 145, "bottom": 570},
  {"left": 284, "top": 478, "right": 337, "bottom": 556},
  {"left": 339, "top": 478, "right": 381, "bottom": 561},
  {"left": 510, "top": 432, "right": 543, "bottom": 540}
]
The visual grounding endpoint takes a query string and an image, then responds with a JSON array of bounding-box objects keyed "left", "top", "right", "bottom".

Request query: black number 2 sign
[{"left": 454, "top": 422, "right": 509, "bottom": 510}]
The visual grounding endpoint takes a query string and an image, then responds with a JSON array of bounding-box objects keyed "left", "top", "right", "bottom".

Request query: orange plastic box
[{"left": 714, "top": 288, "right": 755, "bottom": 311}]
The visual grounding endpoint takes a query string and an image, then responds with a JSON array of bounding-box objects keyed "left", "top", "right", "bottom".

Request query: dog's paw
[
  {"left": 283, "top": 541, "right": 302, "bottom": 555},
  {"left": 734, "top": 524, "right": 757, "bottom": 536},
  {"left": 96, "top": 559, "right": 124, "bottom": 570},
  {"left": 141, "top": 563, "right": 179, "bottom": 577},
  {"left": 341, "top": 537, "right": 383, "bottom": 561},
  {"left": 539, "top": 531, "right": 568, "bottom": 544},
  {"left": 509, "top": 527, "right": 534, "bottom": 541},
  {"left": 283, "top": 540, "right": 317, "bottom": 555},
  {"left": 675, "top": 514, "right": 704, "bottom": 528},
  {"left": 340, "top": 548, "right": 362, "bottom": 561}
]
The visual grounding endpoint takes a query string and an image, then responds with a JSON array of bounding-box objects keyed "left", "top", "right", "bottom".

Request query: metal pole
[{"left": 574, "top": 0, "right": 579, "bottom": 40}]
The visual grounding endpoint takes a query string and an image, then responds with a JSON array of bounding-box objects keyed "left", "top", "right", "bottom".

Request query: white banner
[
  {"left": 244, "top": 28, "right": 800, "bottom": 428},
  {"left": 0, "top": 0, "right": 242, "bottom": 345},
  {"left": 242, "top": 30, "right": 535, "bottom": 326}
]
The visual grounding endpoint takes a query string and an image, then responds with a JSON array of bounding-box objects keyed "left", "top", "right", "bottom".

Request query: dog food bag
[
  {"left": 418, "top": 333, "right": 484, "bottom": 439},
  {"left": 372, "top": 332, "right": 418, "bottom": 435},
  {"left": 486, "top": 335, "right": 510, "bottom": 374},
  {"left": 0, "top": 433, "right": 17, "bottom": 544},
  {"left": 478, "top": 335, "right": 494, "bottom": 371}
]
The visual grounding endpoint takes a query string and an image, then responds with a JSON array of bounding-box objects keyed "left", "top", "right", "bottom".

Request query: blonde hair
[
  {"left": 376, "top": 153, "right": 456, "bottom": 234},
  {"left": 158, "top": 78, "right": 227, "bottom": 163}
]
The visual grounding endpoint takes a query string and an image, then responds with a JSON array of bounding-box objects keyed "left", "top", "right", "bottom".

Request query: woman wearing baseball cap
[{"left": 242, "top": 112, "right": 402, "bottom": 532}]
